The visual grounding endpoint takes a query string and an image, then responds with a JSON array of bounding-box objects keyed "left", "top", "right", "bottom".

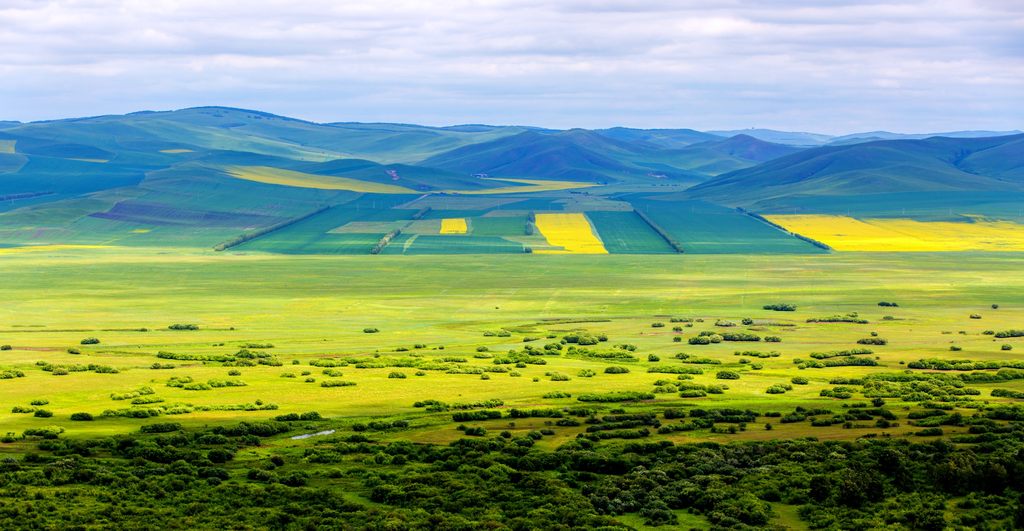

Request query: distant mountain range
[{"left": 0, "top": 106, "right": 1021, "bottom": 244}]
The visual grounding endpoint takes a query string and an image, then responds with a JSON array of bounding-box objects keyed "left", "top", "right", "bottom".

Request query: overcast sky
[{"left": 0, "top": 0, "right": 1021, "bottom": 133}]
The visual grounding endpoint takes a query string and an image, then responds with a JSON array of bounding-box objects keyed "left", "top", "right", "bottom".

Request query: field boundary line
[
  {"left": 632, "top": 209, "right": 684, "bottom": 253},
  {"left": 739, "top": 209, "right": 832, "bottom": 251},
  {"left": 213, "top": 204, "right": 333, "bottom": 251}
]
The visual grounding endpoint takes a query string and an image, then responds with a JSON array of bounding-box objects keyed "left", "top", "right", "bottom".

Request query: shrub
[
  {"left": 764, "top": 336, "right": 782, "bottom": 343},
  {"left": 992, "top": 303, "right": 999, "bottom": 309},
  {"left": 29, "top": 399, "right": 49, "bottom": 406},
  {"left": 363, "top": 327, "right": 379, "bottom": 334},
  {"left": 320, "top": 380, "right": 357, "bottom": 387},
  {"left": 80, "top": 337, "right": 100, "bottom": 345},
  {"left": 33, "top": 409, "right": 53, "bottom": 418},
  {"left": 969, "top": 314, "right": 982, "bottom": 320},
  {"left": 550, "top": 373, "right": 571, "bottom": 381},
  {"left": 647, "top": 354, "right": 660, "bottom": 362},
  {"left": 168, "top": 324, "right": 199, "bottom": 330},
  {"left": 763, "top": 303, "right": 796, "bottom": 311},
  {"left": 70, "top": 412, "right": 93, "bottom": 421},
  {"left": 651, "top": 322, "right": 665, "bottom": 328},
  {"left": 1002, "top": 344, "right": 1013, "bottom": 351},
  {"left": 577, "top": 391, "right": 654, "bottom": 402},
  {"left": 716, "top": 370, "right": 740, "bottom": 380},
  {"left": 950, "top": 345, "right": 962, "bottom": 352},
  {"left": 576, "top": 369, "right": 596, "bottom": 378},
  {"left": 791, "top": 376, "right": 809, "bottom": 385},
  {"left": 766, "top": 384, "right": 790, "bottom": 394},
  {"left": 0, "top": 345, "right": 10, "bottom": 351},
  {"left": 66, "top": 348, "right": 80, "bottom": 354},
  {"left": 878, "top": 301, "right": 899, "bottom": 307},
  {"left": 857, "top": 337, "right": 888, "bottom": 345},
  {"left": 140, "top": 422, "right": 182, "bottom": 433},
  {"left": 388, "top": 371, "right": 407, "bottom": 379},
  {"left": 604, "top": 366, "right": 630, "bottom": 374}
]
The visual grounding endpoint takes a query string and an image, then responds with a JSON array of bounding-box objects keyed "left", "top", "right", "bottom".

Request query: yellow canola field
[
  {"left": 224, "top": 166, "right": 416, "bottom": 194},
  {"left": 223, "top": 166, "right": 595, "bottom": 195},
  {"left": 766, "top": 215, "right": 1024, "bottom": 251},
  {"left": 439, "top": 218, "right": 468, "bottom": 234},
  {"left": 452, "top": 178, "right": 597, "bottom": 195},
  {"left": 0, "top": 140, "right": 15, "bottom": 154},
  {"left": 534, "top": 213, "right": 608, "bottom": 254}
]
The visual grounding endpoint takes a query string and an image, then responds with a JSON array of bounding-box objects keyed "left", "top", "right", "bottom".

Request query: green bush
[
  {"left": 604, "top": 366, "right": 630, "bottom": 374},
  {"left": 763, "top": 303, "right": 797, "bottom": 311},
  {"left": 70, "top": 412, "right": 93, "bottom": 421},
  {"left": 716, "top": 370, "right": 740, "bottom": 380},
  {"left": 80, "top": 337, "right": 100, "bottom": 345}
]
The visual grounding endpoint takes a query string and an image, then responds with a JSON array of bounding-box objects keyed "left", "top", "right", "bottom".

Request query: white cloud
[{"left": 0, "top": 0, "right": 1019, "bottom": 133}]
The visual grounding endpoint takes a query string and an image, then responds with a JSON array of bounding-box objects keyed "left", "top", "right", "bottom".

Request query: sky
[{"left": 0, "top": 0, "right": 1021, "bottom": 134}]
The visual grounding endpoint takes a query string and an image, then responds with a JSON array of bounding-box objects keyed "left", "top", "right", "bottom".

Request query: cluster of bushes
[
  {"left": 320, "top": 380, "right": 358, "bottom": 388},
  {"left": 908, "top": 359, "right": 1024, "bottom": 371},
  {"left": 878, "top": 301, "right": 900, "bottom": 307},
  {"left": 721, "top": 332, "right": 761, "bottom": 342},
  {"left": 168, "top": 323, "right": 199, "bottom": 330},
  {"left": 809, "top": 348, "right": 874, "bottom": 360},
  {"left": 735, "top": 350, "right": 780, "bottom": 358},
  {"left": 994, "top": 329, "right": 1024, "bottom": 338},
  {"left": 37, "top": 361, "right": 118, "bottom": 375},
  {"left": 763, "top": 303, "right": 797, "bottom": 311},
  {"left": 562, "top": 332, "right": 608, "bottom": 345},
  {"left": 857, "top": 337, "right": 888, "bottom": 345},
  {"left": 647, "top": 365, "right": 703, "bottom": 375},
  {"left": 799, "top": 357, "right": 879, "bottom": 369},
  {"left": 273, "top": 411, "right": 322, "bottom": 422},
  {"left": 577, "top": 391, "right": 654, "bottom": 403},
  {"left": 673, "top": 353, "right": 721, "bottom": 364},
  {"left": 806, "top": 313, "right": 869, "bottom": 324}
]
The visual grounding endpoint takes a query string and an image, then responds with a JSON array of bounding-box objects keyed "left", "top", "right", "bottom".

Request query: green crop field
[
  {"left": 588, "top": 211, "right": 676, "bottom": 254},
  {"left": 629, "top": 197, "right": 827, "bottom": 254}
]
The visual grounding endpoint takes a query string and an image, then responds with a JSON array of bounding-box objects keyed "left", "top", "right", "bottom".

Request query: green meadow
[{"left": 3, "top": 248, "right": 1022, "bottom": 441}]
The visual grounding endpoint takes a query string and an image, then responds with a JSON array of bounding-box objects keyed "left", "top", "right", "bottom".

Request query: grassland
[
  {"left": 1, "top": 247, "right": 1022, "bottom": 442},
  {"left": 768, "top": 214, "right": 1024, "bottom": 251},
  {"left": 3, "top": 247, "right": 1024, "bottom": 529},
  {"left": 534, "top": 213, "right": 608, "bottom": 254}
]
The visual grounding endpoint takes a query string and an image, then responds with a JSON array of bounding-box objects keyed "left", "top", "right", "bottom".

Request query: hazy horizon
[
  {"left": 3, "top": 104, "right": 1022, "bottom": 139},
  {"left": 1, "top": 1, "right": 1021, "bottom": 133}
]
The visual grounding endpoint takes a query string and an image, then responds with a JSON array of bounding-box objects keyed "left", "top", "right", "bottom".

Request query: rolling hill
[
  {"left": 1, "top": 107, "right": 1022, "bottom": 253},
  {"left": 420, "top": 129, "right": 702, "bottom": 184},
  {"left": 688, "top": 134, "right": 1024, "bottom": 206}
]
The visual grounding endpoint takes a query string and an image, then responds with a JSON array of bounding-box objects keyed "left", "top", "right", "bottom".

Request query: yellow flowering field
[{"left": 534, "top": 213, "right": 608, "bottom": 254}]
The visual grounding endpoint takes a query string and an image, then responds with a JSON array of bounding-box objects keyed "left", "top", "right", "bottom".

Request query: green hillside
[
  {"left": 688, "top": 134, "right": 1024, "bottom": 206},
  {"left": 1, "top": 108, "right": 1022, "bottom": 254}
]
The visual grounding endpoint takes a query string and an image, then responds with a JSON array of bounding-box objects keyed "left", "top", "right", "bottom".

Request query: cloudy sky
[{"left": 0, "top": 0, "right": 1021, "bottom": 133}]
